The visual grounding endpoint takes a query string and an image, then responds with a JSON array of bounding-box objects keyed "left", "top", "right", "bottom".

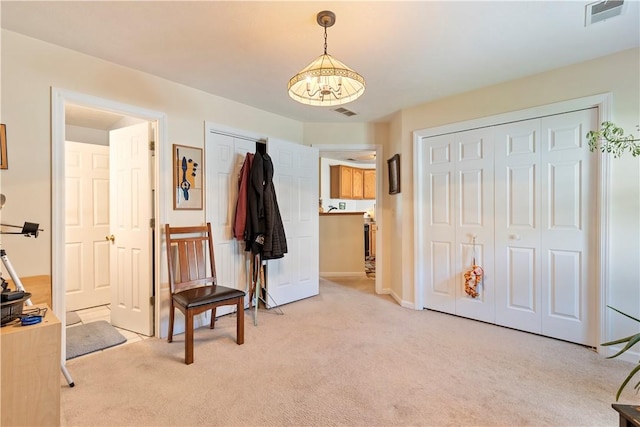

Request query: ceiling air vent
[
  {"left": 333, "top": 107, "right": 357, "bottom": 117},
  {"left": 585, "top": 0, "right": 625, "bottom": 26}
]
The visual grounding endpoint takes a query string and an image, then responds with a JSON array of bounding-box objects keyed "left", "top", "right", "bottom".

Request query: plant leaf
[
  {"left": 607, "top": 305, "right": 640, "bottom": 323},
  {"left": 606, "top": 333, "right": 640, "bottom": 359},
  {"left": 602, "top": 333, "right": 638, "bottom": 347},
  {"left": 616, "top": 364, "right": 640, "bottom": 401}
]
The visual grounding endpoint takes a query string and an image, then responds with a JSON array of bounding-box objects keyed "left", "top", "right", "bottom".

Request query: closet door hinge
[
  {"left": 149, "top": 141, "right": 155, "bottom": 151},
  {"left": 149, "top": 218, "right": 155, "bottom": 229}
]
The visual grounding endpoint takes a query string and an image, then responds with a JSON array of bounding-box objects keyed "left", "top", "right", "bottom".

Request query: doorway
[
  {"left": 314, "top": 143, "right": 383, "bottom": 296},
  {"left": 64, "top": 117, "right": 153, "bottom": 335},
  {"left": 51, "top": 88, "right": 168, "bottom": 362}
]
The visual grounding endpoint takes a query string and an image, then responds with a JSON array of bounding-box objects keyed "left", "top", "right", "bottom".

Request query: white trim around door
[{"left": 51, "top": 87, "right": 168, "bottom": 364}]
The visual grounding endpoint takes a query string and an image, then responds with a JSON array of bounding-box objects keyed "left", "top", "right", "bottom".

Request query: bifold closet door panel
[
  {"left": 539, "top": 109, "right": 598, "bottom": 347},
  {"left": 453, "top": 128, "right": 495, "bottom": 323},
  {"left": 494, "top": 119, "right": 542, "bottom": 334},
  {"left": 205, "top": 132, "right": 254, "bottom": 314},
  {"left": 422, "top": 133, "right": 456, "bottom": 314},
  {"left": 421, "top": 128, "right": 496, "bottom": 322}
]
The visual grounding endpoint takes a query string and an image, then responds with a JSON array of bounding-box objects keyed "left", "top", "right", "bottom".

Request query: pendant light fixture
[{"left": 288, "top": 11, "right": 365, "bottom": 106}]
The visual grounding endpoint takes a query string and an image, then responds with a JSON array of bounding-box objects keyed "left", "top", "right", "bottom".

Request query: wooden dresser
[{"left": 1, "top": 303, "right": 61, "bottom": 426}]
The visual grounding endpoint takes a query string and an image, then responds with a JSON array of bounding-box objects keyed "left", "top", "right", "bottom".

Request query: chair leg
[
  {"left": 236, "top": 297, "right": 244, "bottom": 345},
  {"left": 210, "top": 307, "right": 217, "bottom": 329},
  {"left": 168, "top": 304, "right": 175, "bottom": 343},
  {"left": 185, "top": 309, "right": 194, "bottom": 365}
]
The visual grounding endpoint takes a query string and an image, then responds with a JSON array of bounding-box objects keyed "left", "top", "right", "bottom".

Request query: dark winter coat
[{"left": 245, "top": 152, "right": 287, "bottom": 259}]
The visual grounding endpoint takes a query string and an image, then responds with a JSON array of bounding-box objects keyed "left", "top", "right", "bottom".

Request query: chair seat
[{"left": 173, "top": 285, "right": 245, "bottom": 309}]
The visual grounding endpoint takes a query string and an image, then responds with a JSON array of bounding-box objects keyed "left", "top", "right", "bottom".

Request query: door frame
[
  {"left": 413, "top": 93, "right": 611, "bottom": 350},
  {"left": 313, "top": 143, "right": 384, "bottom": 296},
  {"left": 51, "top": 88, "right": 168, "bottom": 363}
]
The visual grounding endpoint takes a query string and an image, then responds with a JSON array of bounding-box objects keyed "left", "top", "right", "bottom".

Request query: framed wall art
[
  {"left": 173, "top": 144, "right": 203, "bottom": 210},
  {"left": 387, "top": 153, "right": 400, "bottom": 194},
  {"left": 0, "top": 124, "right": 7, "bottom": 169}
]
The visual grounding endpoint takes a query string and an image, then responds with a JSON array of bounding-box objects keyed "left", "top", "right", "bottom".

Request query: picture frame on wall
[
  {"left": 173, "top": 144, "right": 203, "bottom": 210},
  {"left": 0, "top": 124, "right": 7, "bottom": 170},
  {"left": 387, "top": 153, "right": 400, "bottom": 194}
]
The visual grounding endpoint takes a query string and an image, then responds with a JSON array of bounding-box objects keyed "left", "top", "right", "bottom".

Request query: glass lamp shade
[{"left": 288, "top": 53, "right": 365, "bottom": 106}]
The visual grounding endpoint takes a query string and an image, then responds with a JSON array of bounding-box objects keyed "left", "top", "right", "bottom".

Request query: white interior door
[
  {"left": 109, "top": 122, "right": 153, "bottom": 335},
  {"left": 205, "top": 131, "right": 254, "bottom": 319},
  {"left": 494, "top": 119, "right": 542, "bottom": 334},
  {"left": 64, "top": 141, "right": 110, "bottom": 311},
  {"left": 421, "top": 129, "right": 494, "bottom": 322},
  {"left": 205, "top": 126, "right": 319, "bottom": 312},
  {"left": 453, "top": 128, "right": 495, "bottom": 323},
  {"left": 422, "top": 133, "right": 456, "bottom": 314},
  {"left": 419, "top": 108, "right": 597, "bottom": 346},
  {"left": 265, "top": 138, "right": 319, "bottom": 307},
  {"left": 539, "top": 109, "right": 597, "bottom": 345}
]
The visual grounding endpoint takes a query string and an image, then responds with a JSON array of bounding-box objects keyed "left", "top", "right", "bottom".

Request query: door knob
[
  {"left": 510, "top": 234, "right": 521, "bottom": 241},
  {"left": 106, "top": 235, "right": 115, "bottom": 242}
]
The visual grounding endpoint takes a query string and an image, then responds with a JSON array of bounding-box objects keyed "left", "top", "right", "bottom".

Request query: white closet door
[
  {"left": 205, "top": 130, "right": 319, "bottom": 311},
  {"left": 205, "top": 132, "right": 254, "bottom": 317},
  {"left": 421, "top": 128, "right": 495, "bottom": 322},
  {"left": 266, "top": 138, "right": 319, "bottom": 307},
  {"left": 494, "top": 119, "right": 542, "bottom": 334},
  {"left": 420, "top": 109, "right": 597, "bottom": 346},
  {"left": 454, "top": 128, "right": 495, "bottom": 323},
  {"left": 539, "top": 109, "right": 597, "bottom": 346},
  {"left": 422, "top": 133, "right": 456, "bottom": 314}
]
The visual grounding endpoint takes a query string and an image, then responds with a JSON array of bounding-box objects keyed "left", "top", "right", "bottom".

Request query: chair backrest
[{"left": 165, "top": 223, "right": 217, "bottom": 294}]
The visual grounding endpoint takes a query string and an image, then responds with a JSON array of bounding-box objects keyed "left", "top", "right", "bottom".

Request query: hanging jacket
[
  {"left": 233, "top": 152, "right": 253, "bottom": 240},
  {"left": 245, "top": 151, "right": 287, "bottom": 259}
]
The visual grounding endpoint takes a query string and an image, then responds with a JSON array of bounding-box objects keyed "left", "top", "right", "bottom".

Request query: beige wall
[
  {"left": 319, "top": 214, "right": 365, "bottom": 275},
  {"left": 0, "top": 30, "right": 304, "bottom": 278}
]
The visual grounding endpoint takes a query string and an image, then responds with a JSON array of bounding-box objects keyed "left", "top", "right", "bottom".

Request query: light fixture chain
[{"left": 323, "top": 24, "right": 328, "bottom": 55}]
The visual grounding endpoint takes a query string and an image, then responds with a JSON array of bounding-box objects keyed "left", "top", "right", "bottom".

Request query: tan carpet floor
[{"left": 60, "top": 276, "right": 636, "bottom": 426}]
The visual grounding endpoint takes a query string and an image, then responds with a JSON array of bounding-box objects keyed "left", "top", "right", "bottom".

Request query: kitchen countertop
[{"left": 319, "top": 211, "right": 366, "bottom": 216}]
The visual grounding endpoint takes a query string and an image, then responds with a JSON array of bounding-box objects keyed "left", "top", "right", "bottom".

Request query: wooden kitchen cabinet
[
  {"left": 363, "top": 169, "right": 376, "bottom": 199},
  {"left": 330, "top": 165, "right": 375, "bottom": 200},
  {"left": 352, "top": 168, "right": 364, "bottom": 199},
  {"left": 330, "top": 165, "right": 353, "bottom": 199}
]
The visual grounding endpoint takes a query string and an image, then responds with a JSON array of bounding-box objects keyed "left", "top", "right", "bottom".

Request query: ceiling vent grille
[
  {"left": 333, "top": 107, "right": 357, "bottom": 117},
  {"left": 585, "top": 0, "right": 625, "bottom": 26}
]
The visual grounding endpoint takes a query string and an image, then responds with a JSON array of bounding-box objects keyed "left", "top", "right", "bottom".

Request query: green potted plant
[
  {"left": 602, "top": 306, "right": 640, "bottom": 401},
  {"left": 588, "top": 121, "right": 640, "bottom": 405},
  {"left": 587, "top": 121, "right": 640, "bottom": 158}
]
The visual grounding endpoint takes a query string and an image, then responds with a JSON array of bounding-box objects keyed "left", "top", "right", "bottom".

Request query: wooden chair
[{"left": 165, "top": 223, "right": 245, "bottom": 364}]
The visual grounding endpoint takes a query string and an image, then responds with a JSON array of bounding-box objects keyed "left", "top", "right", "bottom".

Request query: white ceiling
[{"left": 2, "top": 1, "right": 638, "bottom": 125}]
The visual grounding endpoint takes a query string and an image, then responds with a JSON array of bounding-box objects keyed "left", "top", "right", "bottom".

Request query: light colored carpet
[
  {"left": 61, "top": 277, "right": 636, "bottom": 426},
  {"left": 66, "top": 320, "right": 126, "bottom": 360}
]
